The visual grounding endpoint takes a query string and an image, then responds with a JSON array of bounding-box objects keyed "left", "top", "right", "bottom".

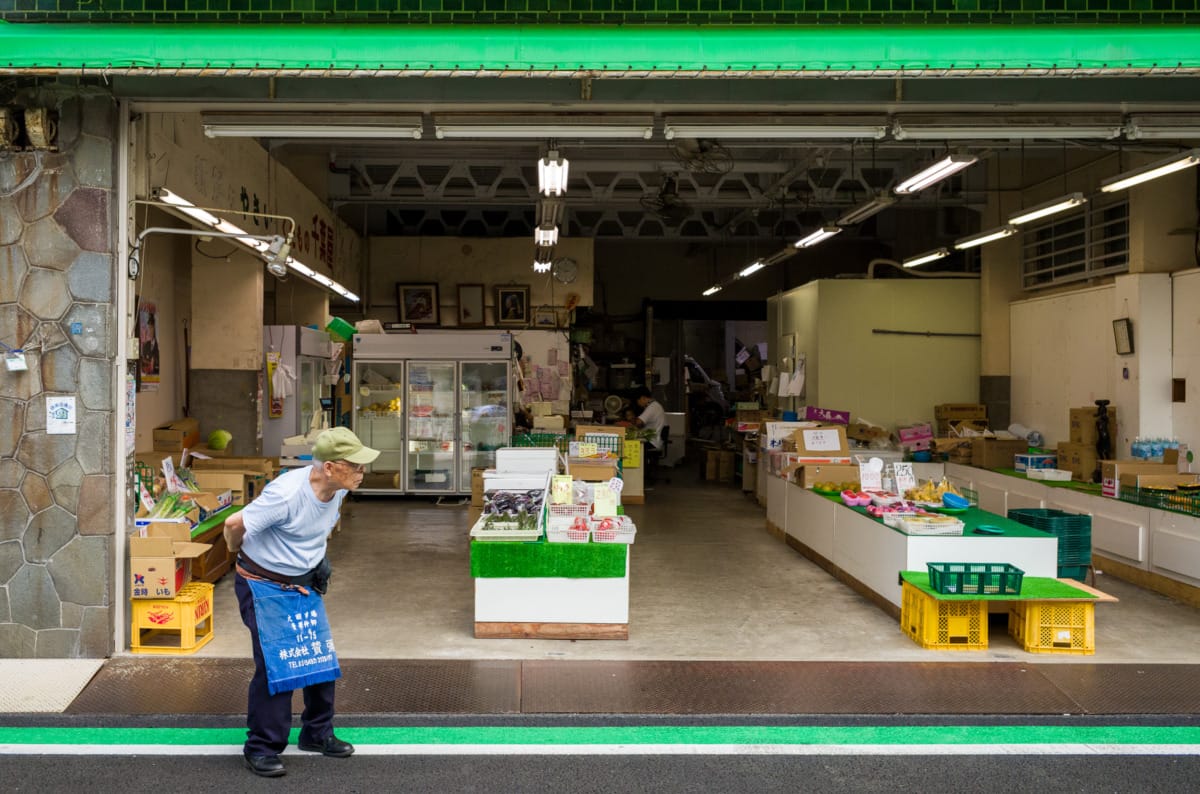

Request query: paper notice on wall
[
  {"left": 761, "top": 365, "right": 774, "bottom": 382},
  {"left": 547, "top": 348, "right": 557, "bottom": 366},
  {"left": 124, "top": 373, "right": 136, "bottom": 454},
  {"left": 557, "top": 361, "right": 570, "bottom": 377},
  {"left": 46, "top": 396, "right": 76, "bottom": 435},
  {"left": 653, "top": 356, "right": 671, "bottom": 386},
  {"left": 776, "top": 372, "right": 790, "bottom": 396}
]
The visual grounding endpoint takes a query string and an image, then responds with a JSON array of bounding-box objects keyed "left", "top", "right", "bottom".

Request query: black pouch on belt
[{"left": 311, "top": 556, "right": 332, "bottom": 595}]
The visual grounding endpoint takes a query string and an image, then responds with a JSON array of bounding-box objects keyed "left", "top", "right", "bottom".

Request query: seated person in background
[{"left": 632, "top": 387, "right": 665, "bottom": 451}]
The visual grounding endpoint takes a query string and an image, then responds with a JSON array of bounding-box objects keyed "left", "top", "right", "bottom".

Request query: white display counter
[
  {"left": 780, "top": 482, "right": 1058, "bottom": 611},
  {"left": 946, "top": 463, "right": 1200, "bottom": 596}
]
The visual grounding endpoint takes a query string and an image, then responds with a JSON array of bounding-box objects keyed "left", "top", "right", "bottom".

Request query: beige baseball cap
[{"left": 312, "top": 427, "right": 380, "bottom": 465}]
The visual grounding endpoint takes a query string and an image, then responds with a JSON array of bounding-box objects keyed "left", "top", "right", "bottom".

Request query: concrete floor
[{"left": 195, "top": 475, "right": 1200, "bottom": 663}]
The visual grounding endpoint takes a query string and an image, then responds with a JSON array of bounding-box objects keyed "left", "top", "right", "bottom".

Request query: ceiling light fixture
[
  {"left": 1099, "top": 148, "right": 1200, "bottom": 193},
  {"left": 894, "top": 153, "right": 978, "bottom": 195},
  {"left": 835, "top": 195, "right": 897, "bottom": 226},
  {"left": 534, "top": 224, "right": 559, "bottom": 246},
  {"left": 201, "top": 113, "right": 424, "bottom": 139},
  {"left": 893, "top": 123, "right": 1121, "bottom": 141},
  {"left": 902, "top": 247, "right": 951, "bottom": 268},
  {"left": 536, "top": 198, "right": 565, "bottom": 227},
  {"left": 663, "top": 122, "right": 888, "bottom": 140},
  {"left": 145, "top": 188, "right": 359, "bottom": 302},
  {"left": 954, "top": 224, "right": 1018, "bottom": 250},
  {"left": 533, "top": 259, "right": 553, "bottom": 274},
  {"left": 434, "top": 115, "right": 654, "bottom": 140},
  {"left": 538, "top": 150, "right": 569, "bottom": 196},
  {"left": 793, "top": 226, "right": 842, "bottom": 249},
  {"left": 1118, "top": 117, "right": 1200, "bottom": 140},
  {"left": 738, "top": 261, "right": 765, "bottom": 277},
  {"left": 702, "top": 285, "right": 722, "bottom": 297},
  {"left": 1008, "top": 192, "right": 1088, "bottom": 226}
]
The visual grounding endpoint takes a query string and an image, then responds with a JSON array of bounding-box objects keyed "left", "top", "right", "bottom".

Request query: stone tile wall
[{"left": 0, "top": 92, "right": 118, "bottom": 658}]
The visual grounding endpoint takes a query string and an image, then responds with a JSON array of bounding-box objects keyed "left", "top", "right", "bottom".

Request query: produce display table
[
  {"left": 898, "top": 570, "right": 1116, "bottom": 654},
  {"left": 779, "top": 481, "right": 1059, "bottom": 613},
  {"left": 471, "top": 537, "right": 630, "bottom": 640}
]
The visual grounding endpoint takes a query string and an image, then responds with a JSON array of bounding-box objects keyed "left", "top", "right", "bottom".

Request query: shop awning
[{"left": 3, "top": 23, "right": 1200, "bottom": 78}]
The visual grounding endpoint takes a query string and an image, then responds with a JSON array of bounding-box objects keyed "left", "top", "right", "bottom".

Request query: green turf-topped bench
[{"left": 898, "top": 570, "right": 1117, "bottom": 654}]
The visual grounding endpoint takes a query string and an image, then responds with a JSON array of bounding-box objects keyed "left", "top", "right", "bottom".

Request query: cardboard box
[
  {"left": 189, "top": 456, "right": 277, "bottom": 476},
  {"left": 153, "top": 417, "right": 200, "bottom": 452},
  {"left": 945, "top": 419, "right": 991, "bottom": 436},
  {"left": 568, "top": 458, "right": 619, "bottom": 482},
  {"left": 933, "top": 437, "right": 973, "bottom": 462},
  {"left": 574, "top": 423, "right": 615, "bottom": 440},
  {"left": 718, "top": 450, "right": 735, "bottom": 481},
  {"left": 971, "top": 438, "right": 1029, "bottom": 470},
  {"left": 847, "top": 422, "right": 891, "bottom": 443},
  {"left": 192, "top": 471, "right": 249, "bottom": 504},
  {"left": 1099, "top": 460, "right": 1178, "bottom": 497},
  {"left": 129, "top": 525, "right": 212, "bottom": 599},
  {"left": 1069, "top": 406, "right": 1118, "bottom": 446},
  {"left": 796, "top": 463, "right": 861, "bottom": 489},
  {"left": 1118, "top": 472, "right": 1200, "bottom": 490},
  {"left": 935, "top": 404, "right": 987, "bottom": 435},
  {"left": 1014, "top": 453, "right": 1058, "bottom": 472},
  {"left": 803, "top": 406, "right": 850, "bottom": 425},
  {"left": 471, "top": 467, "right": 486, "bottom": 508},
  {"left": 897, "top": 423, "right": 933, "bottom": 444},
  {"left": 792, "top": 425, "right": 850, "bottom": 457},
  {"left": 178, "top": 489, "right": 234, "bottom": 522},
  {"left": 762, "top": 421, "right": 818, "bottom": 449},
  {"left": 1057, "top": 442, "right": 1099, "bottom": 483}
]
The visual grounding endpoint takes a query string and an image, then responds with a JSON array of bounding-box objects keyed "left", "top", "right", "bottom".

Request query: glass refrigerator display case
[
  {"left": 351, "top": 361, "right": 405, "bottom": 491},
  {"left": 459, "top": 361, "right": 510, "bottom": 488},
  {"left": 406, "top": 362, "right": 457, "bottom": 492},
  {"left": 352, "top": 331, "right": 512, "bottom": 495}
]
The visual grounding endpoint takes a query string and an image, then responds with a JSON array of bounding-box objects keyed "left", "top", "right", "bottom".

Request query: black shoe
[
  {"left": 297, "top": 735, "right": 355, "bottom": 758},
  {"left": 244, "top": 753, "right": 286, "bottom": 777}
]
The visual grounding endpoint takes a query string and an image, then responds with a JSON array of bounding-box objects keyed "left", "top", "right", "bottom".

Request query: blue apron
[{"left": 247, "top": 578, "right": 341, "bottom": 696}]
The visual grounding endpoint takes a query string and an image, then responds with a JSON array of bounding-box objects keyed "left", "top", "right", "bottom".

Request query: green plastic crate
[{"left": 927, "top": 562, "right": 1024, "bottom": 596}]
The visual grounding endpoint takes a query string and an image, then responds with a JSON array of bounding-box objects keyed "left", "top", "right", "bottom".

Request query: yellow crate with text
[
  {"left": 900, "top": 582, "right": 988, "bottom": 650},
  {"left": 1007, "top": 601, "right": 1095, "bottom": 655},
  {"left": 130, "top": 581, "right": 215, "bottom": 655}
]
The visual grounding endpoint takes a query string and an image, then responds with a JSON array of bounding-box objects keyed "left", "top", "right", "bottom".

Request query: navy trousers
[{"left": 235, "top": 571, "right": 336, "bottom": 756}]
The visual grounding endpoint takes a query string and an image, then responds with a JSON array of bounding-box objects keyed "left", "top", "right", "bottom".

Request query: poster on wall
[
  {"left": 125, "top": 372, "right": 137, "bottom": 454},
  {"left": 47, "top": 395, "right": 76, "bottom": 435},
  {"left": 137, "top": 302, "right": 160, "bottom": 392}
]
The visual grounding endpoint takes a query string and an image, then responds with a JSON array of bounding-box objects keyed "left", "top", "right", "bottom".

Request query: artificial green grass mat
[
  {"left": 819, "top": 492, "right": 1053, "bottom": 538},
  {"left": 901, "top": 571, "right": 1096, "bottom": 600},
  {"left": 471, "top": 537, "right": 627, "bottom": 578},
  {"left": 992, "top": 467, "right": 1102, "bottom": 493}
]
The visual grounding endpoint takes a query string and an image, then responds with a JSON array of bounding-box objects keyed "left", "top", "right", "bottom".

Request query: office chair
[{"left": 646, "top": 425, "right": 671, "bottom": 485}]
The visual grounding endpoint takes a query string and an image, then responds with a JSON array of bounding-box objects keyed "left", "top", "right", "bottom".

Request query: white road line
[{"left": 2, "top": 743, "right": 1199, "bottom": 756}]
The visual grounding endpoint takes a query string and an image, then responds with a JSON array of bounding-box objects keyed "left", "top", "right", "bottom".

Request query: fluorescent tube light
[
  {"left": 1125, "top": 123, "right": 1200, "bottom": 141},
  {"left": 894, "top": 154, "right": 978, "bottom": 195},
  {"left": 151, "top": 188, "right": 359, "bottom": 302},
  {"left": 835, "top": 195, "right": 897, "bottom": 226},
  {"left": 954, "top": 224, "right": 1017, "bottom": 250},
  {"left": 793, "top": 226, "right": 842, "bottom": 249},
  {"left": 538, "top": 151, "right": 569, "bottom": 196},
  {"left": 738, "top": 261, "right": 765, "bottom": 278},
  {"left": 534, "top": 225, "right": 558, "bottom": 246},
  {"left": 533, "top": 259, "right": 552, "bottom": 274},
  {"left": 894, "top": 123, "right": 1121, "bottom": 141},
  {"left": 664, "top": 123, "right": 888, "bottom": 140},
  {"left": 1100, "top": 149, "right": 1200, "bottom": 193},
  {"left": 201, "top": 113, "right": 423, "bottom": 139},
  {"left": 902, "top": 247, "right": 950, "bottom": 268},
  {"left": 702, "top": 285, "right": 722, "bottom": 296},
  {"left": 1008, "top": 192, "right": 1087, "bottom": 225},
  {"left": 434, "top": 115, "right": 654, "bottom": 140}
]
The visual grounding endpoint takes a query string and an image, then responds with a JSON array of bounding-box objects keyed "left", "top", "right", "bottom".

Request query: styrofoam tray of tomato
[{"left": 840, "top": 490, "right": 872, "bottom": 507}]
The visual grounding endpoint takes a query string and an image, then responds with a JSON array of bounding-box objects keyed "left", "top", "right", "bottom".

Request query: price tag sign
[
  {"left": 593, "top": 486, "right": 618, "bottom": 517},
  {"left": 893, "top": 463, "right": 916, "bottom": 495},
  {"left": 801, "top": 428, "right": 842, "bottom": 452},
  {"left": 858, "top": 457, "right": 883, "bottom": 491},
  {"left": 577, "top": 442, "right": 598, "bottom": 458},
  {"left": 551, "top": 474, "right": 574, "bottom": 505}
]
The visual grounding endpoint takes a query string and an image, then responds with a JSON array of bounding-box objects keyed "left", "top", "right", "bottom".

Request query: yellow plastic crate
[
  {"left": 131, "top": 581, "right": 215, "bottom": 655},
  {"left": 1008, "top": 601, "right": 1095, "bottom": 655},
  {"left": 900, "top": 582, "right": 988, "bottom": 650}
]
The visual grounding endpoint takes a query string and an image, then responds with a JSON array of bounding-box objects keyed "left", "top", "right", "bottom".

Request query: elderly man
[{"left": 223, "top": 426, "right": 379, "bottom": 778}]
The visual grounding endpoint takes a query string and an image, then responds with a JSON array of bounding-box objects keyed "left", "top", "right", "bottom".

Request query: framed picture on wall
[
  {"left": 533, "top": 307, "right": 558, "bottom": 328},
  {"left": 457, "top": 284, "right": 485, "bottom": 327},
  {"left": 397, "top": 283, "right": 439, "bottom": 325},
  {"left": 496, "top": 285, "right": 530, "bottom": 326}
]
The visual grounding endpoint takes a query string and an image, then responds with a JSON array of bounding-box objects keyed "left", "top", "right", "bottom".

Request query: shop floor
[{"left": 62, "top": 657, "right": 1200, "bottom": 716}]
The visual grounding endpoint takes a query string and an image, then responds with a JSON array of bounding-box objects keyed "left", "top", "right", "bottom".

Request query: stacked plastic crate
[{"left": 1006, "top": 508, "right": 1092, "bottom": 581}]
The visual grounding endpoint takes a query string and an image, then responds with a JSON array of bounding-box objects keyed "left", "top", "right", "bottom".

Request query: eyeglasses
[{"left": 331, "top": 460, "right": 366, "bottom": 474}]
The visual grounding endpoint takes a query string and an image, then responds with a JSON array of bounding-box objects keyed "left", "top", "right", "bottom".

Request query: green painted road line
[{"left": 2, "top": 725, "right": 1199, "bottom": 748}]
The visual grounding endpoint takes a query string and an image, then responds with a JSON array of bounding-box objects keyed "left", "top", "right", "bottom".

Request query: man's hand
[{"left": 223, "top": 511, "right": 246, "bottom": 554}]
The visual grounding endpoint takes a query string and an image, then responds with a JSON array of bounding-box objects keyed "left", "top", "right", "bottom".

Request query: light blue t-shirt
[{"left": 240, "top": 466, "right": 345, "bottom": 577}]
